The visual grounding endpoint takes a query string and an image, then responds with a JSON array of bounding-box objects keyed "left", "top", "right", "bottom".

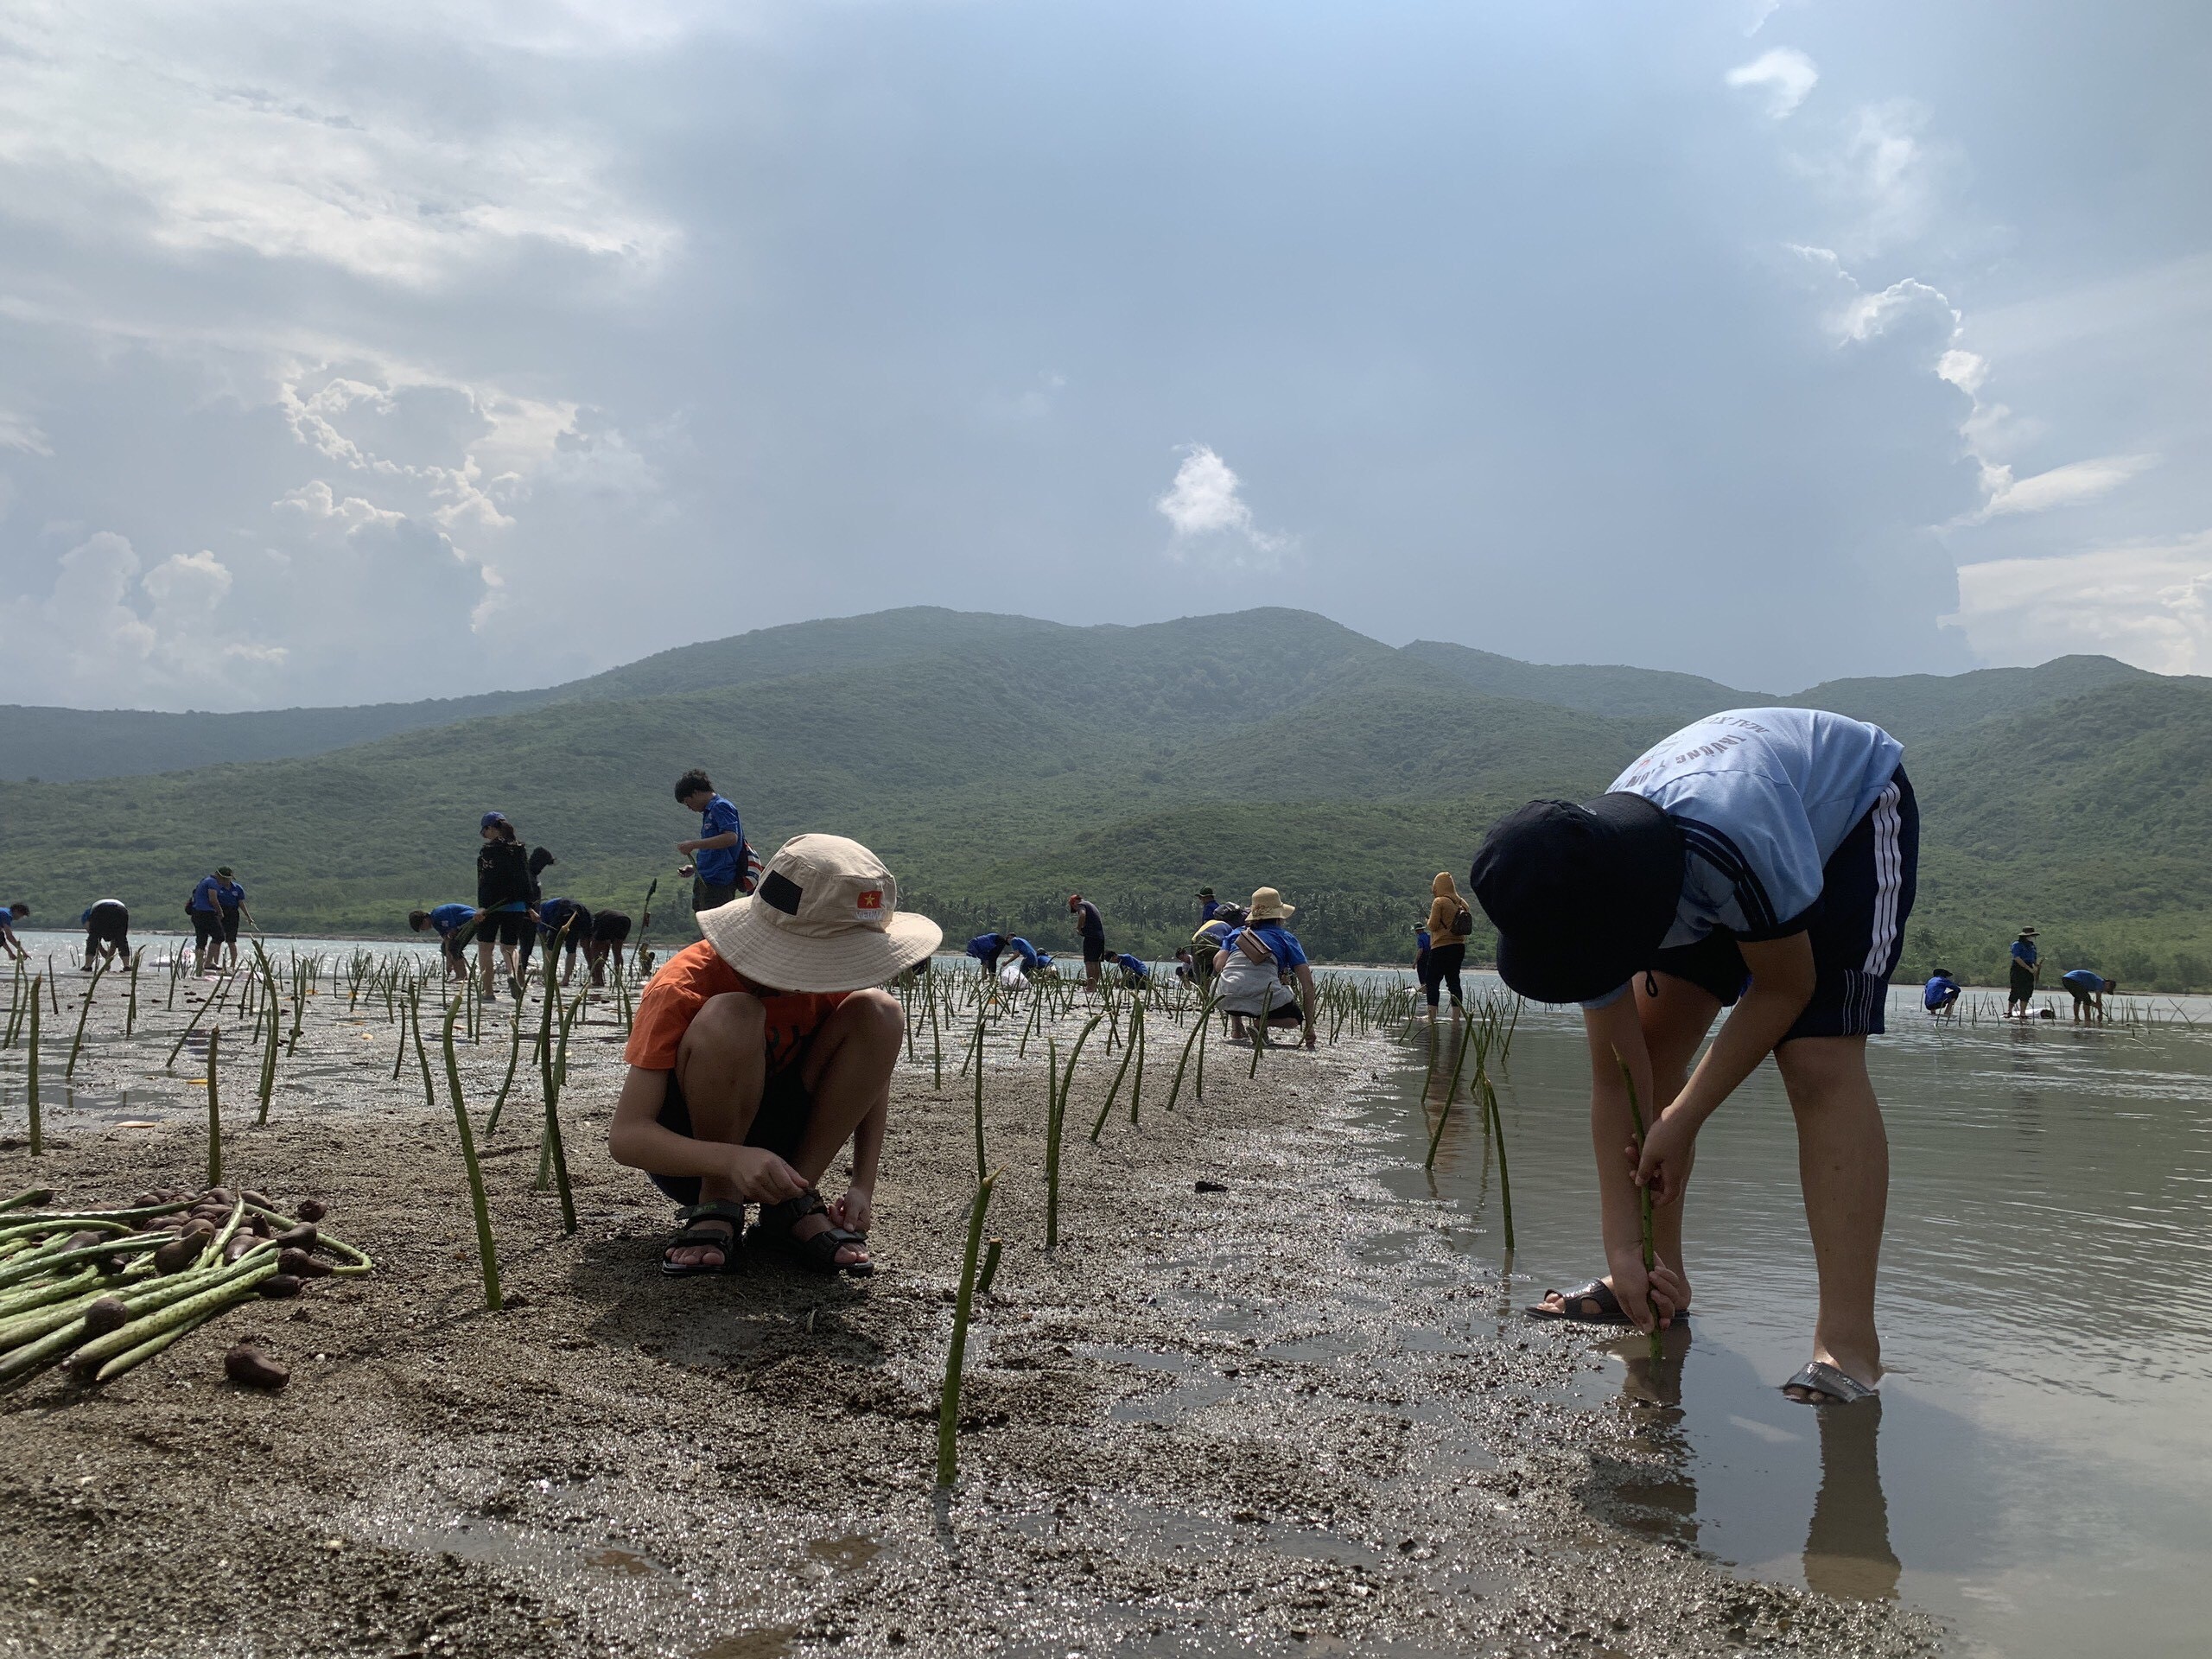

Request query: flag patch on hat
[{"left": 855, "top": 889, "right": 884, "bottom": 915}]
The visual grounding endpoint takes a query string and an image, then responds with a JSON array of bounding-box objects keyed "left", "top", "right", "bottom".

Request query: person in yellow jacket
[{"left": 1422, "top": 872, "right": 1474, "bottom": 1014}]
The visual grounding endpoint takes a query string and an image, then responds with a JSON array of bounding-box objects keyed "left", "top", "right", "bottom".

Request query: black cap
[
  {"left": 1469, "top": 794, "right": 1684, "bottom": 1004},
  {"left": 1197, "top": 887, "right": 1215, "bottom": 898}
]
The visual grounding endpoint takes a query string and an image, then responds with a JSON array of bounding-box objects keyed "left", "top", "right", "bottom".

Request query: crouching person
[{"left": 607, "top": 835, "right": 940, "bottom": 1280}]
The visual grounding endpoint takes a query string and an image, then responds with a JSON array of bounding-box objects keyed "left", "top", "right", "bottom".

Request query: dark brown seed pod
[
  {"left": 81, "top": 1296, "right": 132, "bottom": 1338},
  {"left": 224, "top": 1345, "right": 289, "bottom": 1389},
  {"left": 63, "top": 1230, "right": 106, "bottom": 1255},
  {"left": 153, "top": 1236, "right": 201, "bottom": 1274},
  {"left": 277, "top": 1248, "right": 331, "bottom": 1280},
  {"left": 246, "top": 1214, "right": 273, "bottom": 1238},
  {"left": 204, "top": 1187, "right": 237, "bottom": 1205},
  {"left": 241, "top": 1190, "right": 273, "bottom": 1211},
  {"left": 182, "top": 1217, "right": 217, "bottom": 1238},
  {"left": 294, "top": 1199, "right": 327, "bottom": 1224},
  {"left": 225, "top": 1235, "right": 259, "bottom": 1263},
  {"left": 132, "top": 1189, "right": 167, "bottom": 1207},
  {"left": 273, "top": 1224, "right": 318, "bottom": 1250},
  {"left": 256, "top": 1274, "right": 303, "bottom": 1300}
]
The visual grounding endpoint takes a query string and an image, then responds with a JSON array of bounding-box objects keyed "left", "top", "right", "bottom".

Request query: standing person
[
  {"left": 587, "top": 909, "right": 632, "bottom": 987},
  {"left": 1414, "top": 918, "right": 1434, "bottom": 1003},
  {"left": 474, "top": 812, "right": 538, "bottom": 1000},
  {"left": 1068, "top": 893, "right": 1107, "bottom": 991},
  {"left": 1922, "top": 966, "right": 1961, "bottom": 1017},
  {"left": 1422, "top": 872, "right": 1473, "bottom": 1016},
  {"left": 1, "top": 902, "right": 29, "bottom": 962},
  {"left": 215, "top": 868, "right": 251, "bottom": 969},
  {"left": 1197, "top": 887, "right": 1221, "bottom": 922},
  {"left": 606, "top": 833, "right": 939, "bottom": 1276},
  {"left": 674, "top": 769, "right": 749, "bottom": 916},
  {"left": 2006, "top": 928, "right": 2041, "bottom": 1016},
  {"left": 1472, "top": 708, "right": 1914, "bottom": 1408},
  {"left": 537, "top": 896, "right": 594, "bottom": 986},
  {"left": 410, "top": 905, "right": 480, "bottom": 980},
  {"left": 186, "top": 869, "right": 228, "bottom": 974},
  {"left": 80, "top": 899, "right": 132, "bottom": 971},
  {"left": 2062, "top": 968, "right": 2116, "bottom": 1023},
  {"left": 1215, "top": 888, "right": 1318, "bottom": 1047}
]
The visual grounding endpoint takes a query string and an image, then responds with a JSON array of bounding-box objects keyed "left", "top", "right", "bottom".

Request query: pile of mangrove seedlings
[{"left": 0, "top": 1185, "right": 372, "bottom": 1392}]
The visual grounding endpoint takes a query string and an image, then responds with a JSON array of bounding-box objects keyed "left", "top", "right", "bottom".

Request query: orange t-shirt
[{"left": 623, "top": 939, "right": 849, "bottom": 1075}]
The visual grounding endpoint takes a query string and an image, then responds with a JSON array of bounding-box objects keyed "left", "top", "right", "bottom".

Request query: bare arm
[
  {"left": 606, "top": 1065, "right": 803, "bottom": 1202},
  {"left": 1580, "top": 995, "right": 1683, "bottom": 1329},
  {"left": 1636, "top": 931, "right": 1816, "bottom": 1203}
]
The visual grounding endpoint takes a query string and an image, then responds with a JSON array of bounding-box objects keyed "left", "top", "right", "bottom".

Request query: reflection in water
[
  {"left": 1583, "top": 1327, "right": 1700, "bottom": 1550},
  {"left": 1802, "top": 1399, "right": 1900, "bottom": 1602}
]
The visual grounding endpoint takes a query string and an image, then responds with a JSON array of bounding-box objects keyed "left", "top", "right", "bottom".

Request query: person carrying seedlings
[
  {"left": 2, "top": 901, "right": 29, "bottom": 962},
  {"left": 80, "top": 899, "right": 132, "bottom": 971},
  {"left": 607, "top": 833, "right": 939, "bottom": 1277},
  {"left": 1068, "top": 893, "right": 1107, "bottom": 990},
  {"left": 2062, "top": 968, "right": 2116, "bottom": 1022},
  {"left": 1471, "top": 708, "right": 1914, "bottom": 1408},
  {"left": 474, "top": 812, "right": 539, "bottom": 999},
  {"left": 674, "top": 768, "right": 751, "bottom": 915},
  {"left": 1422, "top": 872, "right": 1475, "bottom": 1015},
  {"left": 587, "top": 908, "right": 632, "bottom": 986},
  {"left": 410, "top": 904, "right": 480, "bottom": 980},
  {"left": 536, "top": 895, "right": 594, "bottom": 986},
  {"left": 1215, "top": 888, "right": 1318, "bottom": 1048},
  {"left": 1115, "top": 951, "right": 1153, "bottom": 987},
  {"left": 1922, "top": 966, "right": 1961, "bottom": 1017},
  {"left": 2006, "top": 927, "right": 2040, "bottom": 1016}
]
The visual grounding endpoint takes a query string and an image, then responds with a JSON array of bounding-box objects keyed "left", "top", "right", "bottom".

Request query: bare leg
[
  {"left": 477, "top": 937, "right": 499, "bottom": 998},
  {"left": 667, "top": 994, "right": 771, "bottom": 1268},
  {"left": 1776, "top": 1034, "right": 1888, "bottom": 1397}
]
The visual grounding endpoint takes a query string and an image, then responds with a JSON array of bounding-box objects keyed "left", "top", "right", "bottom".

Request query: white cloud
[
  {"left": 1973, "top": 454, "right": 2158, "bottom": 519},
  {"left": 275, "top": 479, "right": 408, "bottom": 531},
  {"left": 1726, "top": 49, "right": 1819, "bottom": 120},
  {"left": 1948, "top": 532, "right": 2212, "bottom": 673},
  {"left": 1155, "top": 445, "right": 1292, "bottom": 569},
  {"left": 0, "top": 410, "right": 51, "bottom": 456}
]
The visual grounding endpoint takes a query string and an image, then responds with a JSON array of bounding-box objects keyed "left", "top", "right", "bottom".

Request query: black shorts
[
  {"left": 86, "top": 903, "right": 130, "bottom": 945},
  {"left": 648, "top": 1053, "right": 817, "bottom": 1207},
  {"left": 2010, "top": 964, "right": 2037, "bottom": 1001},
  {"left": 2066, "top": 983, "right": 2097, "bottom": 1005},
  {"left": 591, "top": 911, "right": 632, "bottom": 944},
  {"left": 1646, "top": 767, "right": 1918, "bottom": 1043},
  {"left": 694, "top": 878, "right": 738, "bottom": 913},
  {"left": 474, "top": 910, "right": 531, "bottom": 948},
  {"left": 1083, "top": 935, "right": 1106, "bottom": 964},
  {"left": 219, "top": 908, "right": 241, "bottom": 944},
  {"left": 191, "top": 910, "right": 224, "bottom": 950}
]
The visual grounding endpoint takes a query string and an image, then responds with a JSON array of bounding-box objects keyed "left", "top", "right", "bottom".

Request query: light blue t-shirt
[{"left": 1611, "top": 709, "right": 1904, "bottom": 948}]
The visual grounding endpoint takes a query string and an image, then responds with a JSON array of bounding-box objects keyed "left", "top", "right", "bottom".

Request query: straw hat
[
  {"left": 696, "top": 834, "right": 941, "bottom": 993},
  {"left": 1247, "top": 887, "right": 1296, "bottom": 922}
]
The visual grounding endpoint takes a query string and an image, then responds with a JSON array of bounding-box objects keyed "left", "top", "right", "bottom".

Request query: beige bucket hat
[
  {"left": 1248, "top": 887, "right": 1296, "bottom": 922},
  {"left": 696, "top": 834, "right": 941, "bottom": 993}
]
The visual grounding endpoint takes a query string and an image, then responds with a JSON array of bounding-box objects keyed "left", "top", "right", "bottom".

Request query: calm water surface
[{"left": 1394, "top": 972, "right": 2212, "bottom": 1658}]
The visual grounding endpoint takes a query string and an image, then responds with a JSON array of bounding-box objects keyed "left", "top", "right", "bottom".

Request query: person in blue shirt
[
  {"left": 1197, "top": 887, "right": 1220, "bottom": 922},
  {"left": 80, "top": 899, "right": 132, "bottom": 972},
  {"left": 410, "top": 903, "right": 481, "bottom": 978},
  {"left": 537, "top": 897, "right": 594, "bottom": 986},
  {"left": 965, "top": 932, "right": 1010, "bottom": 975},
  {"left": 1115, "top": 952, "right": 1152, "bottom": 988},
  {"left": 674, "top": 768, "right": 747, "bottom": 915},
  {"left": 1414, "top": 921, "right": 1433, "bottom": 1001},
  {"left": 1214, "top": 888, "right": 1317, "bottom": 1047},
  {"left": 2062, "top": 967, "right": 2116, "bottom": 1023},
  {"left": 187, "top": 868, "right": 233, "bottom": 974},
  {"left": 1922, "top": 967, "right": 1961, "bottom": 1017},
  {"left": 1068, "top": 894, "right": 1107, "bottom": 991},
  {"left": 1, "top": 902, "right": 29, "bottom": 963},
  {"left": 2006, "top": 928, "right": 2041, "bottom": 1016},
  {"left": 1472, "top": 709, "right": 1916, "bottom": 1408},
  {"left": 214, "top": 871, "right": 250, "bottom": 970}
]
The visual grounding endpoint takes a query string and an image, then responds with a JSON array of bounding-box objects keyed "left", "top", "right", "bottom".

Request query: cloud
[
  {"left": 1155, "top": 446, "right": 1291, "bottom": 569},
  {"left": 1947, "top": 532, "right": 2212, "bottom": 673},
  {"left": 1727, "top": 49, "right": 1819, "bottom": 119},
  {"left": 0, "top": 410, "right": 51, "bottom": 456},
  {"left": 1973, "top": 454, "right": 2158, "bottom": 519}
]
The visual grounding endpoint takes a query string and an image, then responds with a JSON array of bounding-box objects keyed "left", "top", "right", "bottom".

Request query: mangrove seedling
[
  {"left": 205, "top": 1027, "right": 222, "bottom": 1189},
  {"left": 442, "top": 1001, "right": 503, "bottom": 1311},
  {"left": 64, "top": 957, "right": 110, "bottom": 1079},
  {"left": 24, "top": 980, "right": 41, "bottom": 1157},
  {"left": 936, "top": 1170, "right": 1001, "bottom": 1488}
]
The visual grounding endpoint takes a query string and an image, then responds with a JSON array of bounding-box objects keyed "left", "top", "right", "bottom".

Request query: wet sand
[{"left": 0, "top": 975, "right": 1939, "bottom": 1656}]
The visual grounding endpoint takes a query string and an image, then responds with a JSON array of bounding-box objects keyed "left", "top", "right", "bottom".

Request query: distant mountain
[
  {"left": 1401, "top": 639, "right": 1758, "bottom": 730},
  {"left": 1789, "top": 655, "right": 2156, "bottom": 745}
]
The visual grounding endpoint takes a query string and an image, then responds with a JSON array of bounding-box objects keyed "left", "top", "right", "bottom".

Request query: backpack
[{"left": 1451, "top": 904, "right": 1474, "bottom": 938}]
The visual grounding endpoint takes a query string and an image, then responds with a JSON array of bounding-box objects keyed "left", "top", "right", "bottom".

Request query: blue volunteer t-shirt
[
  {"left": 1233, "top": 922, "right": 1308, "bottom": 975},
  {"left": 1116, "top": 953, "right": 1150, "bottom": 978},
  {"left": 965, "top": 932, "right": 1003, "bottom": 961},
  {"left": 429, "top": 903, "right": 475, "bottom": 938},
  {"left": 1923, "top": 975, "right": 1958, "bottom": 1010},
  {"left": 2012, "top": 938, "right": 2040, "bottom": 968},
  {"left": 219, "top": 880, "right": 245, "bottom": 909},
  {"left": 1416, "top": 929, "right": 1432, "bottom": 955},
  {"left": 1611, "top": 709, "right": 1904, "bottom": 948},
  {"left": 538, "top": 898, "right": 586, "bottom": 934},
  {"left": 189, "top": 875, "right": 224, "bottom": 913},
  {"left": 2062, "top": 969, "right": 2105, "bottom": 993},
  {"left": 693, "top": 794, "right": 744, "bottom": 887},
  {"left": 1007, "top": 937, "right": 1041, "bottom": 969},
  {"left": 1199, "top": 899, "right": 1221, "bottom": 922}
]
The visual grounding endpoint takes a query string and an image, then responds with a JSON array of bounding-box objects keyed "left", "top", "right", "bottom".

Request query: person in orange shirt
[{"left": 607, "top": 834, "right": 940, "bottom": 1277}]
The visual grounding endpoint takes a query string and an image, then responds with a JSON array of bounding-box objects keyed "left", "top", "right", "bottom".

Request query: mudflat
[{"left": 0, "top": 979, "right": 1938, "bottom": 1656}]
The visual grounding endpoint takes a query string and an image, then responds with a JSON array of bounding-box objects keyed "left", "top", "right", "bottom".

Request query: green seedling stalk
[
  {"left": 975, "top": 1237, "right": 1003, "bottom": 1296},
  {"left": 1162, "top": 993, "right": 1215, "bottom": 1112},
  {"left": 64, "top": 957, "right": 110, "bottom": 1079},
  {"left": 927, "top": 972, "right": 944, "bottom": 1090},
  {"left": 936, "top": 1170, "right": 1000, "bottom": 1487},
  {"left": 971, "top": 1009, "right": 988, "bottom": 1181},
  {"left": 441, "top": 1000, "right": 503, "bottom": 1311},
  {"left": 537, "top": 989, "right": 577, "bottom": 1234},
  {"left": 390, "top": 988, "right": 410, "bottom": 1080},
  {"left": 205, "top": 1027, "right": 223, "bottom": 1188},
  {"left": 125, "top": 951, "right": 142, "bottom": 1037},
  {"left": 486, "top": 982, "right": 529, "bottom": 1135},
  {"left": 25, "top": 982, "right": 41, "bottom": 1157},
  {"left": 409, "top": 982, "right": 436, "bottom": 1109},
  {"left": 1047, "top": 1016, "right": 1101, "bottom": 1249},
  {"left": 0, "top": 1189, "right": 51, "bottom": 1214},
  {"left": 1484, "top": 1074, "right": 1515, "bottom": 1253},
  {"left": 256, "top": 957, "right": 282, "bottom": 1126},
  {"left": 1092, "top": 1009, "right": 1141, "bottom": 1141}
]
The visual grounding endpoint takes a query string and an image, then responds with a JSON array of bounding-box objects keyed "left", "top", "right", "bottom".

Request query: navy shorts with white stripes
[{"left": 1649, "top": 767, "right": 1917, "bottom": 1042}]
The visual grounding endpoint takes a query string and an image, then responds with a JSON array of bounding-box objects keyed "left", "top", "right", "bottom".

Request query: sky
[{"left": 2, "top": 0, "right": 2208, "bottom": 710}]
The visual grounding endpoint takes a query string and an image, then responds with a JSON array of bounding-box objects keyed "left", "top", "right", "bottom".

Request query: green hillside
[
  {"left": 3, "top": 608, "right": 2206, "bottom": 984},
  {"left": 1402, "top": 639, "right": 1757, "bottom": 729},
  {"left": 1793, "top": 655, "right": 2158, "bottom": 745}
]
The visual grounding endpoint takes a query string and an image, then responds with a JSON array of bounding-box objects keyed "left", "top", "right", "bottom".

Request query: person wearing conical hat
[
  {"left": 607, "top": 834, "right": 940, "bottom": 1279},
  {"left": 1214, "top": 887, "right": 1317, "bottom": 1049}
]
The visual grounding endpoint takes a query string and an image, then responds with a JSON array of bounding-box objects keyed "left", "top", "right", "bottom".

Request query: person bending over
[
  {"left": 965, "top": 931, "right": 1009, "bottom": 976},
  {"left": 410, "top": 904, "right": 480, "bottom": 980},
  {"left": 607, "top": 835, "right": 938, "bottom": 1277},
  {"left": 1215, "top": 888, "right": 1317, "bottom": 1048},
  {"left": 2, "top": 902, "right": 30, "bottom": 963},
  {"left": 587, "top": 909, "right": 632, "bottom": 986},
  {"left": 80, "top": 899, "right": 132, "bottom": 972},
  {"left": 1115, "top": 952, "right": 1152, "bottom": 988},
  {"left": 1473, "top": 708, "right": 1914, "bottom": 1408},
  {"left": 2062, "top": 968, "right": 2115, "bottom": 1023},
  {"left": 1922, "top": 967, "right": 1961, "bottom": 1017},
  {"left": 536, "top": 896, "right": 594, "bottom": 986},
  {"left": 474, "top": 812, "right": 539, "bottom": 1000}
]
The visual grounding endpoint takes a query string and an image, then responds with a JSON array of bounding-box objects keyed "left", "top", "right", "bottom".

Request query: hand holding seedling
[
  {"left": 1631, "top": 1108, "right": 1699, "bottom": 1207},
  {"left": 830, "top": 1184, "right": 874, "bottom": 1236},
  {"left": 1605, "top": 1243, "right": 1688, "bottom": 1333}
]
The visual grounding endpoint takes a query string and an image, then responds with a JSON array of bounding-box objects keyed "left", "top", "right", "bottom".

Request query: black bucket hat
[{"left": 1469, "top": 794, "right": 1685, "bottom": 1004}]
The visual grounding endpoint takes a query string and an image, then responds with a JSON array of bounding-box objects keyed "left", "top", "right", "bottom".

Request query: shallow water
[{"left": 1391, "top": 972, "right": 2212, "bottom": 1658}]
